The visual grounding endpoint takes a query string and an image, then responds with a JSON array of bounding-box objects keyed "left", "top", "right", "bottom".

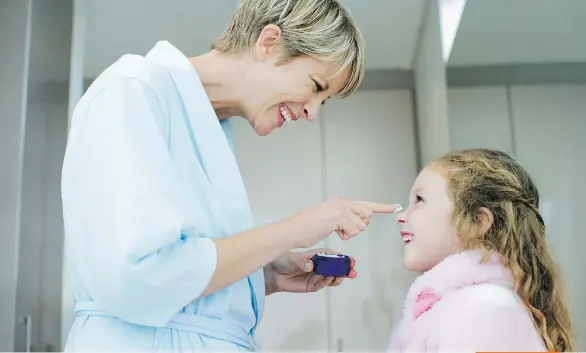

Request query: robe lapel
[
  {"left": 149, "top": 41, "right": 253, "bottom": 234},
  {"left": 147, "top": 41, "right": 265, "bottom": 338}
]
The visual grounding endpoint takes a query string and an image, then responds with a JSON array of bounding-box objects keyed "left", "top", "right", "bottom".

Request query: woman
[{"left": 61, "top": 0, "right": 400, "bottom": 351}]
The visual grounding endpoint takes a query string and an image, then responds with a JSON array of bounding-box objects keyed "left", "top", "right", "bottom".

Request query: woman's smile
[{"left": 277, "top": 102, "right": 298, "bottom": 127}]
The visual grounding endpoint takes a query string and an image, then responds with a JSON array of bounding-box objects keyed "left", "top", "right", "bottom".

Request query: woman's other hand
[{"left": 264, "top": 248, "right": 356, "bottom": 295}]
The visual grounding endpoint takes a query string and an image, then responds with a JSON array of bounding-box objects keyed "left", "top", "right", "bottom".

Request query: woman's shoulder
[
  {"left": 73, "top": 53, "right": 175, "bottom": 121},
  {"left": 70, "top": 53, "right": 175, "bottom": 135},
  {"left": 84, "top": 52, "right": 171, "bottom": 102}
]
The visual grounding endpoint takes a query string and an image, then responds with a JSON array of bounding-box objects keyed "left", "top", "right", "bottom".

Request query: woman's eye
[
  {"left": 313, "top": 79, "right": 324, "bottom": 93},
  {"left": 415, "top": 195, "right": 424, "bottom": 203}
]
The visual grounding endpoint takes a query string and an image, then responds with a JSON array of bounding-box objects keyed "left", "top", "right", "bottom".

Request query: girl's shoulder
[
  {"left": 430, "top": 282, "right": 528, "bottom": 321},
  {"left": 428, "top": 283, "right": 546, "bottom": 351},
  {"left": 448, "top": 282, "right": 521, "bottom": 307}
]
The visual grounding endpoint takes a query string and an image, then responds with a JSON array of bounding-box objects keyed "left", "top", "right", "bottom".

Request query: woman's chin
[
  {"left": 252, "top": 119, "right": 278, "bottom": 136},
  {"left": 254, "top": 124, "right": 273, "bottom": 136},
  {"left": 244, "top": 117, "right": 272, "bottom": 136}
]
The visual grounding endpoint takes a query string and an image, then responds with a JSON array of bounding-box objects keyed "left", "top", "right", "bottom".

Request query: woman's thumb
[
  {"left": 303, "top": 259, "right": 314, "bottom": 272},
  {"left": 291, "top": 251, "right": 314, "bottom": 272}
]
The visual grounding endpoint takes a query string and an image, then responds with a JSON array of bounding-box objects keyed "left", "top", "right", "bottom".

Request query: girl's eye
[{"left": 415, "top": 195, "right": 424, "bottom": 203}]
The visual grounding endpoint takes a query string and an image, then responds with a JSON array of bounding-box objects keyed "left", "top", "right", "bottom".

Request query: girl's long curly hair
[{"left": 432, "top": 148, "right": 575, "bottom": 352}]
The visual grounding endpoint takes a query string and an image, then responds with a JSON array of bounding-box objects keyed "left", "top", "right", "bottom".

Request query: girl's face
[{"left": 396, "top": 166, "right": 464, "bottom": 272}]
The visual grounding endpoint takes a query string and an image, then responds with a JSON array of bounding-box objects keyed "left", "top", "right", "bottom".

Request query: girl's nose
[{"left": 396, "top": 210, "right": 407, "bottom": 224}]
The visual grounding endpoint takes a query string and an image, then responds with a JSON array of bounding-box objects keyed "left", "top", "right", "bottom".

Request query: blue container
[{"left": 311, "top": 253, "right": 351, "bottom": 277}]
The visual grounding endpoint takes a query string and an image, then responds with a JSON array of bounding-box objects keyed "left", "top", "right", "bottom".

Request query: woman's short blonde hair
[{"left": 211, "top": 0, "right": 366, "bottom": 98}]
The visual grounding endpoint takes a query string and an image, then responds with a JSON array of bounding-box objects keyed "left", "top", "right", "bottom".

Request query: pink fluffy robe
[{"left": 387, "top": 250, "right": 548, "bottom": 352}]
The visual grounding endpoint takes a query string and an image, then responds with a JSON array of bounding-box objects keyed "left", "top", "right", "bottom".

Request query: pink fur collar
[{"left": 404, "top": 249, "right": 514, "bottom": 320}]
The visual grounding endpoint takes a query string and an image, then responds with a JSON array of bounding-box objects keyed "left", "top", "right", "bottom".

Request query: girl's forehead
[{"left": 411, "top": 168, "right": 448, "bottom": 193}]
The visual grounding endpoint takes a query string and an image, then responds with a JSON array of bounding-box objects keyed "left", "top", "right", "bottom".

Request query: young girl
[{"left": 388, "top": 148, "right": 575, "bottom": 352}]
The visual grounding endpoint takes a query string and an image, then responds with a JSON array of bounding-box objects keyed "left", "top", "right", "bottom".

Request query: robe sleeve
[{"left": 62, "top": 77, "right": 218, "bottom": 326}]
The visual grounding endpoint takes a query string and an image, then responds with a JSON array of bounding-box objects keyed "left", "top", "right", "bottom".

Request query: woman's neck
[{"left": 189, "top": 50, "right": 250, "bottom": 120}]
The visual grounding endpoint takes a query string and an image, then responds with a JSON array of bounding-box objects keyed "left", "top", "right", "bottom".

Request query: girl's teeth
[{"left": 403, "top": 235, "right": 414, "bottom": 243}]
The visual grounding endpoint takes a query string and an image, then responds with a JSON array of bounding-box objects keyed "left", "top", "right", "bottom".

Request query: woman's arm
[{"left": 201, "top": 219, "right": 300, "bottom": 297}]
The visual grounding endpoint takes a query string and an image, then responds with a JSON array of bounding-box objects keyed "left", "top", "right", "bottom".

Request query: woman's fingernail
[
  {"left": 393, "top": 204, "right": 403, "bottom": 213},
  {"left": 304, "top": 262, "right": 312, "bottom": 271}
]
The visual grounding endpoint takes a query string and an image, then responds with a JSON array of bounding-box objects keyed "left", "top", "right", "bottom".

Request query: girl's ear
[{"left": 476, "top": 207, "right": 494, "bottom": 237}]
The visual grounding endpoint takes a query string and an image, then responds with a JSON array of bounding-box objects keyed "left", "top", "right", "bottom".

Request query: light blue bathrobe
[{"left": 61, "top": 41, "right": 265, "bottom": 351}]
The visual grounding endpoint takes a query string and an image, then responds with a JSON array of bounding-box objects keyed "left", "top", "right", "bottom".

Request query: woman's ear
[
  {"left": 476, "top": 207, "right": 494, "bottom": 237},
  {"left": 254, "top": 24, "right": 282, "bottom": 62}
]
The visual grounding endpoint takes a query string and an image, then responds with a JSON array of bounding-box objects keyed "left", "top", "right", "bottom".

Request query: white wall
[
  {"left": 448, "top": 83, "right": 586, "bottom": 349},
  {"left": 2, "top": 1, "right": 74, "bottom": 351},
  {"left": 323, "top": 91, "right": 419, "bottom": 351},
  {"left": 232, "top": 90, "right": 419, "bottom": 351},
  {"left": 15, "top": 102, "right": 48, "bottom": 352},
  {"left": 0, "top": 1, "right": 32, "bottom": 350},
  {"left": 16, "top": 99, "right": 69, "bottom": 352},
  {"left": 511, "top": 84, "right": 586, "bottom": 349},
  {"left": 40, "top": 103, "right": 69, "bottom": 351},
  {"left": 413, "top": 0, "right": 451, "bottom": 167},
  {"left": 232, "top": 103, "right": 330, "bottom": 351},
  {"left": 448, "top": 86, "right": 513, "bottom": 155}
]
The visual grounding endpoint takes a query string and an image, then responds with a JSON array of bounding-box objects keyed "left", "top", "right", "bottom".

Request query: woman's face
[
  {"left": 241, "top": 25, "right": 350, "bottom": 136},
  {"left": 396, "top": 166, "right": 463, "bottom": 272}
]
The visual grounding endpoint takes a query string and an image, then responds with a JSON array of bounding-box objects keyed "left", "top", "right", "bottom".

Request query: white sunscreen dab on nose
[{"left": 393, "top": 204, "right": 403, "bottom": 213}]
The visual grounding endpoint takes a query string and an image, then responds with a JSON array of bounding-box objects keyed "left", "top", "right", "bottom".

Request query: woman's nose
[{"left": 301, "top": 102, "right": 319, "bottom": 121}]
